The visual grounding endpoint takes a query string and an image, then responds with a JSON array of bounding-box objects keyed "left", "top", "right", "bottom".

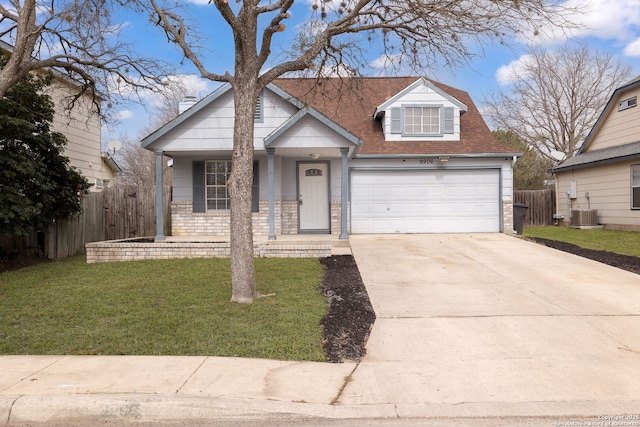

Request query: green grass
[
  {"left": 0, "top": 256, "right": 327, "bottom": 360},
  {"left": 524, "top": 226, "right": 640, "bottom": 258}
]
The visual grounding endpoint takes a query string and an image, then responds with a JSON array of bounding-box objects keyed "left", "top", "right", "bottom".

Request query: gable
[
  {"left": 142, "top": 85, "right": 300, "bottom": 153},
  {"left": 585, "top": 84, "right": 640, "bottom": 153},
  {"left": 274, "top": 77, "right": 517, "bottom": 157},
  {"left": 376, "top": 79, "right": 466, "bottom": 141}
]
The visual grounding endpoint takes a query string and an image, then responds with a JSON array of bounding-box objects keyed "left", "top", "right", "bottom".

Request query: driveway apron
[{"left": 344, "top": 234, "right": 640, "bottom": 417}]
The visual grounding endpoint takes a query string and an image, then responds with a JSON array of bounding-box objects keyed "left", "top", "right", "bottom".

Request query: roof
[
  {"left": 551, "top": 75, "right": 640, "bottom": 173},
  {"left": 142, "top": 76, "right": 517, "bottom": 157},
  {"left": 101, "top": 152, "right": 122, "bottom": 174},
  {"left": 574, "top": 75, "right": 640, "bottom": 156},
  {"left": 273, "top": 77, "right": 516, "bottom": 157},
  {"left": 550, "top": 140, "right": 640, "bottom": 173}
]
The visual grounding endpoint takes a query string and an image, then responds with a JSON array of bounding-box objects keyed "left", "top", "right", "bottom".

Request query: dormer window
[
  {"left": 405, "top": 107, "right": 440, "bottom": 134},
  {"left": 390, "top": 105, "right": 455, "bottom": 136}
]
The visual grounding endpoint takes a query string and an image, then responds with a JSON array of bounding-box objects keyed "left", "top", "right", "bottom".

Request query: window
[
  {"left": 619, "top": 96, "right": 637, "bottom": 111},
  {"left": 632, "top": 164, "right": 640, "bottom": 209},
  {"left": 206, "top": 160, "right": 232, "bottom": 210},
  {"left": 389, "top": 106, "right": 454, "bottom": 136},
  {"left": 404, "top": 106, "right": 440, "bottom": 135},
  {"left": 95, "top": 178, "right": 104, "bottom": 189}
]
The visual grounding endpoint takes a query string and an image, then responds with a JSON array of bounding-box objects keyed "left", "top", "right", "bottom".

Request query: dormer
[{"left": 374, "top": 78, "right": 468, "bottom": 142}]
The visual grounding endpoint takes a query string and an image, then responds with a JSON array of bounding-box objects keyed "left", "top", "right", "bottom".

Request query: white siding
[
  {"left": 152, "top": 88, "right": 298, "bottom": 152},
  {"left": 382, "top": 83, "right": 462, "bottom": 142}
]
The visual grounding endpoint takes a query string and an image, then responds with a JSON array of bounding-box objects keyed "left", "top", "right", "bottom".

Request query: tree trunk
[{"left": 228, "top": 81, "right": 258, "bottom": 303}]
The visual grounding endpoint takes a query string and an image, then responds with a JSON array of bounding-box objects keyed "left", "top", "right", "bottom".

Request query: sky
[{"left": 103, "top": 0, "right": 640, "bottom": 148}]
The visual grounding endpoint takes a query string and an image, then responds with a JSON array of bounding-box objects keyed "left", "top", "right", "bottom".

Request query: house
[
  {"left": 141, "top": 77, "right": 519, "bottom": 240},
  {"left": 0, "top": 40, "right": 120, "bottom": 191},
  {"left": 550, "top": 75, "right": 640, "bottom": 231}
]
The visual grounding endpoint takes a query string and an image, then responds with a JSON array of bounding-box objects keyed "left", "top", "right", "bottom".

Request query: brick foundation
[{"left": 86, "top": 238, "right": 332, "bottom": 263}]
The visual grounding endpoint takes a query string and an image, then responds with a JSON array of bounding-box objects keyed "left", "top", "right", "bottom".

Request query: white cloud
[
  {"left": 518, "top": 0, "right": 640, "bottom": 46},
  {"left": 115, "top": 110, "right": 134, "bottom": 120},
  {"left": 369, "top": 53, "right": 403, "bottom": 70},
  {"left": 495, "top": 54, "right": 534, "bottom": 86},
  {"left": 623, "top": 37, "right": 640, "bottom": 57}
]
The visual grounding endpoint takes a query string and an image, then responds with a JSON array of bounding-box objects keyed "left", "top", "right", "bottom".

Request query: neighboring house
[
  {"left": 550, "top": 75, "right": 640, "bottom": 231},
  {"left": 142, "top": 77, "right": 519, "bottom": 239},
  {"left": 0, "top": 40, "right": 120, "bottom": 191}
]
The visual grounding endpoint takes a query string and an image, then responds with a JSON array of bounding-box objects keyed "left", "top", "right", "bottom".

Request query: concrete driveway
[{"left": 344, "top": 233, "right": 640, "bottom": 417}]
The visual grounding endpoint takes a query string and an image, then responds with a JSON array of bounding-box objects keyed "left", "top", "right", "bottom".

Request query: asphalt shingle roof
[
  {"left": 551, "top": 140, "right": 640, "bottom": 172},
  {"left": 273, "top": 77, "right": 517, "bottom": 157}
]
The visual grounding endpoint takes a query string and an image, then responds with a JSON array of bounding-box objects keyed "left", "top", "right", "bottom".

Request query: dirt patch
[
  {"left": 0, "top": 254, "right": 52, "bottom": 273},
  {"left": 527, "top": 237, "right": 640, "bottom": 276},
  {"left": 320, "top": 255, "right": 376, "bottom": 363}
]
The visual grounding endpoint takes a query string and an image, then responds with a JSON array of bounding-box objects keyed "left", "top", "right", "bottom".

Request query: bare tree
[
  {"left": 485, "top": 43, "right": 633, "bottom": 161},
  {"left": 115, "top": 79, "right": 196, "bottom": 187},
  {"left": 113, "top": 139, "right": 159, "bottom": 187},
  {"left": 0, "top": 0, "right": 169, "bottom": 111},
  {"left": 134, "top": 0, "right": 578, "bottom": 303}
]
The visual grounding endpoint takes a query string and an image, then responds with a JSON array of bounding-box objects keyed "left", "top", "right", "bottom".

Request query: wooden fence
[
  {"left": 0, "top": 186, "right": 171, "bottom": 259},
  {"left": 514, "top": 189, "right": 556, "bottom": 227}
]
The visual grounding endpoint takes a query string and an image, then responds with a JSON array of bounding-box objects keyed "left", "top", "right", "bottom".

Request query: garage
[{"left": 350, "top": 169, "right": 501, "bottom": 233}]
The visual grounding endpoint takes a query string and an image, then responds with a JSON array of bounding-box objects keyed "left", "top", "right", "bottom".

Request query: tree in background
[
  {"left": 0, "top": 55, "right": 91, "bottom": 236},
  {"left": 485, "top": 43, "right": 632, "bottom": 161},
  {"left": 494, "top": 130, "right": 553, "bottom": 190},
  {"left": 114, "top": 78, "right": 199, "bottom": 187},
  {"left": 0, "top": 0, "right": 169, "bottom": 112},
  {"left": 134, "top": 0, "right": 577, "bottom": 303}
]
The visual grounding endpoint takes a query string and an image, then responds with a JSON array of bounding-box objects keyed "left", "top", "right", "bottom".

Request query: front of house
[
  {"left": 551, "top": 75, "right": 640, "bottom": 231},
  {"left": 142, "top": 77, "right": 518, "bottom": 239}
]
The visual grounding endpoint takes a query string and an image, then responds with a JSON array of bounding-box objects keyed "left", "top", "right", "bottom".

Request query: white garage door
[{"left": 351, "top": 169, "right": 500, "bottom": 233}]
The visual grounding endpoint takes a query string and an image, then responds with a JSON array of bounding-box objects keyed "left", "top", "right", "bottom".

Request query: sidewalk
[{"left": 0, "top": 355, "right": 376, "bottom": 424}]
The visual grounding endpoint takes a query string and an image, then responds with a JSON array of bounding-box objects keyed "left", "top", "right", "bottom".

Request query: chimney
[{"left": 178, "top": 95, "right": 197, "bottom": 114}]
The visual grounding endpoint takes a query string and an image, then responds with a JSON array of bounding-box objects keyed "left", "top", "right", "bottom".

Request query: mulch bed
[
  {"left": 527, "top": 237, "right": 640, "bottom": 275},
  {"left": 320, "top": 255, "right": 376, "bottom": 363}
]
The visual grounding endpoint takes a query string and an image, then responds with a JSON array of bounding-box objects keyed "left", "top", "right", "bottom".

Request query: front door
[{"left": 298, "top": 162, "right": 330, "bottom": 233}]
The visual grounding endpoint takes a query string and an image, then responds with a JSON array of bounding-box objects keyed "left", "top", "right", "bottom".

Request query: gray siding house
[{"left": 142, "top": 77, "right": 518, "bottom": 239}]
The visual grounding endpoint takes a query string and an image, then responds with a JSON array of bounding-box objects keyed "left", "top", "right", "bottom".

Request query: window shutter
[
  {"left": 192, "top": 161, "right": 206, "bottom": 213},
  {"left": 252, "top": 161, "right": 259, "bottom": 213},
  {"left": 443, "top": 107, "right": 454, "bottom": 134},
  {"left": 390, "top": 107, "right": 401, "bottom": 134}
]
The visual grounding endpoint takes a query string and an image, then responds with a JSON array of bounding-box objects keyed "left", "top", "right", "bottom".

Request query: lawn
[
  {"left": 0, "top": 256, "right": 327, "bottom": 361},
  {"left": 524, "top": 226, "right": 640, "bottom": 258}
]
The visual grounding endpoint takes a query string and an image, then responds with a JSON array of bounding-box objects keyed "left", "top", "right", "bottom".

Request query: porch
[{"left": 85, "top": 234, "right": 351, "bottom": 264}]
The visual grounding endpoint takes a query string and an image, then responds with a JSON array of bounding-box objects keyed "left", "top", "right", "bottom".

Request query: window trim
[
  {"left": 389, "top": 104, "right": 454, "bottom": 137},
  {"left": 205, "top": 160, "right": 232, "bottom": 211},
  {"left": 195, "top": 160, "right": 260, "bottom": 213},
  {"left": 619, "top": 96, "right": 637, "bottom": 112},
  {"left": 403, "top": 105, "right": 442, "bottom": 136},
  {"left": 632, "top": 164, "right": 640, "bottom": 210}
]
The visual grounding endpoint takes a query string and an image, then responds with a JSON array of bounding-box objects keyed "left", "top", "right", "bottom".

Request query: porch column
[
  {"left": 267, "top": 147, "right": 276, "bottom": 240},
  {"left": 340, "top": 147, "right": 349, "bottom": 240},
  {"left": 154, "top": 149, "right": 165, "bottom": 241}
]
